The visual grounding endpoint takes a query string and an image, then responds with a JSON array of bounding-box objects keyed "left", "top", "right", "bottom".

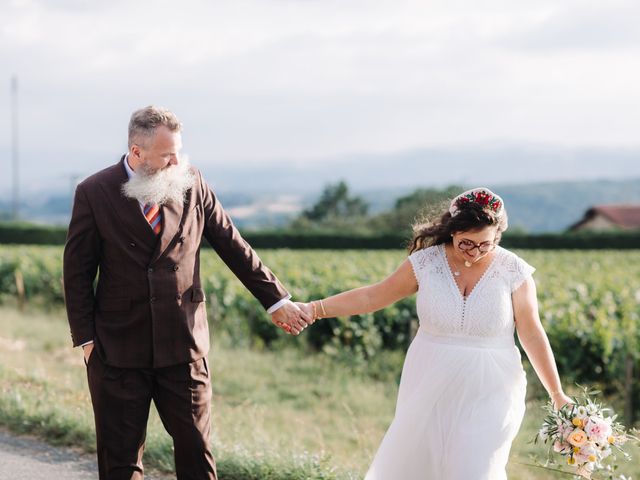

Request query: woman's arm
[
  {"left": 302, "top": 259, "right": 418, "bottom": 320},
  {"left": 514, "top": 276, "right": 572, "bottom": 409}
]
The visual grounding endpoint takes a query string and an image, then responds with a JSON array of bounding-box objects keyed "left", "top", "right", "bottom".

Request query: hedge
[{"left": 1, "top": 222, "right": 639, "bottom": 249}]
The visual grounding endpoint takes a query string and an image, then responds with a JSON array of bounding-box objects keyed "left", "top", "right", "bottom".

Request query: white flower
[
  {"left": 553, "top": 440, "right": 570, "bottom": 453},
  {"left": 558, "top": 421, "right": 573, "bottom": 439},
  {"left": 576, "top": 443, "right": 598, "bottom": 462},
  {"left": 576, "top": 463, "right": 594, "bottom": 479}
]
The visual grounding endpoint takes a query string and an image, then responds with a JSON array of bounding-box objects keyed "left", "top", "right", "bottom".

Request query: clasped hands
[{"left": 270, "top": 300, "right": 321, "bottom": 335}]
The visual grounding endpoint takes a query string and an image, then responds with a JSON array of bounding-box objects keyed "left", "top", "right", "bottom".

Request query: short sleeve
[
  {"left": 510, "top": 255, "right": 536, "bottom": 292},
  {"left": 408, "top": 248, "right": 433, "bottom": 285}
]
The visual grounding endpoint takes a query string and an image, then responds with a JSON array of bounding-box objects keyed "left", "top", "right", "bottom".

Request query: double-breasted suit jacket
[{"left": 63, "top": 157, "right": 288, "bottom": 368}]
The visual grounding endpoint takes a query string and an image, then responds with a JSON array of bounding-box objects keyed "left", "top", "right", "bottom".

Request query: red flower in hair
[
  {"left": 450, "top": 188, "right": 504, "bottom": 217},
  {"left": 475, "top": 192, "right": 490, "bottom": 206}
]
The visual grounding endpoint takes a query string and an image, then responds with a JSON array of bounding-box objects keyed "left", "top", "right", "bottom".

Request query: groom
[{"left": 63, "top": 105, "right": 311, "bottom": 479}]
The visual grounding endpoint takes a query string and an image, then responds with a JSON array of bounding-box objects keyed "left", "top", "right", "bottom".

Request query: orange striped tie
[{"left": 144, "top": 203, "right": 162, "bottom": 234}]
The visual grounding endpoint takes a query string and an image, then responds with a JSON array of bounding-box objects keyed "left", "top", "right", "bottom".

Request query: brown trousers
[{"left": 86, "top": 352, "right": 217, "bottom": 480}]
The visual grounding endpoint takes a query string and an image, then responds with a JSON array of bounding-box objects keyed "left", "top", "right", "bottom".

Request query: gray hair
[{"left": 128, "top": 106, "right": 182, "bottom": 148}]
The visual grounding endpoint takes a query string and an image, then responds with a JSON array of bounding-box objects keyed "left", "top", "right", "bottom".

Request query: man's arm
[
  {"left": 63, "top": 183, "right": 101, "bottom": 350},
  {"left": 198, "top": 172, "right": 309, "bottom": 334}
]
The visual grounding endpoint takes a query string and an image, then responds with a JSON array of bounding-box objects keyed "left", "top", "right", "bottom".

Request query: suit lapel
[
  {"left": 100, "top": 157, "right": 157, "bottom": 247},
  {"left": 100, "top": 157, "right": 193, "bottom": 262},
  {"left": 150, "top": 194, "right": 186, "bottom": 263}
]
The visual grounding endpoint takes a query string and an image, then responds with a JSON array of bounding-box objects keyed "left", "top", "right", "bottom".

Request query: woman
[{"left": 298, "top": 187, "right": 571, "bottom": 479}]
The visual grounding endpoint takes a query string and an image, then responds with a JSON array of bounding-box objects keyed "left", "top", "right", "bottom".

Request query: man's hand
[
  {"left": 271, "top": 300, "right": 312, "bottom": 335},
  {"left": 83, "top": 343, "right": 94, "bottom": 364},
  {"left": 295, "top": 302, "right": 316, "bottom": 324}
]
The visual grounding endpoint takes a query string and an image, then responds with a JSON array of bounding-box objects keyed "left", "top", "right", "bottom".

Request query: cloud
[
  {"left": 0, "top": 0, "right": 639, "bottom": 196},
  {"left": 500, "top": 1, "right": 640, "bottom": 51}
]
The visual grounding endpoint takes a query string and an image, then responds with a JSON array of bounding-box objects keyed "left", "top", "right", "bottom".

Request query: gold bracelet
[
  {"left": 319, "top": 299, "right": 327, "bottom": 317},
  {"left": 312, "top": 301, "right": 319, "bottom": 320}
]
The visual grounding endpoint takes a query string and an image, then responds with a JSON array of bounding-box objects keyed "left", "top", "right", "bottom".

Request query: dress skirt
[{"left": 364, "top": 329, "right": 527, "bottom": 480}]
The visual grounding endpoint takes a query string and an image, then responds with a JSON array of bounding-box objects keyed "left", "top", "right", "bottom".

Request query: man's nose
[{"left": 169, "top": 154, "right": 179, "bottom": 166}]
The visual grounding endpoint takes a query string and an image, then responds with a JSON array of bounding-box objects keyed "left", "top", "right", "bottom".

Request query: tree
[
  {"left": 369, "top": 185, "right": 465, "bottom": 233},
  {"left": 291, "top": 181, "right": 369, "bottom": 231}
]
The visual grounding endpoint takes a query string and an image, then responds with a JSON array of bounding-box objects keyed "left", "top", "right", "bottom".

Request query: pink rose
[{"left": 584, "top": 418, "right": 611, "bottom": 444}]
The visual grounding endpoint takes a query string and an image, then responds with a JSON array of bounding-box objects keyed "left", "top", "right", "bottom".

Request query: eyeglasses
[{"left": 457, "top": 239, "right": 495, "bottom": 253}]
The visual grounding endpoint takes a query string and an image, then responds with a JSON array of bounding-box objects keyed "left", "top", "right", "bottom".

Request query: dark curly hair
[{"left": 409, "top": 201, "right": 508, "bottom": 254}]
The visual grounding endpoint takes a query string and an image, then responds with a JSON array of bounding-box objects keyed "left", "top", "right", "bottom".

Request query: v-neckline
[{"left": 439, "top": 243, "right": 500, "bottom": 301}]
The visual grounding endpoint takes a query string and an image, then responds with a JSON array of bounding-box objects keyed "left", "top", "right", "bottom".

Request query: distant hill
[
  {"left": 357, "top": 178, "right": 640, "bottom": 233},
  {"left": 200, "top": 143, "right": 640, "bottom": 193},
  {"left": 1, "top": 178, "right": 639, "bottom": 233},
  {"left": 494, "top": 179, "right": 640, "bottom": 232}
]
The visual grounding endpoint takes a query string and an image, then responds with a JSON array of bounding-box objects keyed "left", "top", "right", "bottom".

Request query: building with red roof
[{"left": 570, "top": 204, "right": 640, "bottom": 231}]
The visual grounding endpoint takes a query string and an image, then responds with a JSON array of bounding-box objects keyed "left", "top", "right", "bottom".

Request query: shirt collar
[{"left": 123, "top": 153, "right": 135, "bottom": 179}]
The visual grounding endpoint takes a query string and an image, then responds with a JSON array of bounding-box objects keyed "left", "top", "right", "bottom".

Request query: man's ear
[{"left": 130, "top": 144, "right": 141, "bottom": 159}]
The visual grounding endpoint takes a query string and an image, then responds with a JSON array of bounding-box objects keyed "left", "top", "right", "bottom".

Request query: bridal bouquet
[{"left": 535, "top": 387, "right": 639, "bottom": 479}]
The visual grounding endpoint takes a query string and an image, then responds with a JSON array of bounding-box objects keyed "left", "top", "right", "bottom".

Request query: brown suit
[{"left": 63, "top": 157, "right": 288, "bottom": 479}]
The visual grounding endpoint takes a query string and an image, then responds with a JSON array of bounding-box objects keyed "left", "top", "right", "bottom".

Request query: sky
[{"left": 1, "top": 0, "right": 639, "bottom": 196}]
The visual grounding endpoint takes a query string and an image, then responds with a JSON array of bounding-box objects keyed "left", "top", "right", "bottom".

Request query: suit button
[
  {"left": 148, "top": 267, "right": 154, "bottom": 273},
  {"left": 129, "top": 242, "right": 136, "bottom": 248},
  {"left": 175, "top": 294, "right": 182, "bottom": 300},
  {"left": 150, "top": 296, "right": 156, "bottom": 303},
  {"left": 173, "top": 265, "right": 179, "bottom": 271}
]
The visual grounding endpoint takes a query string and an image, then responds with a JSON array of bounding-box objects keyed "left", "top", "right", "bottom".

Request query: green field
[
  {"left": 0, "top": 246, "right": 639, "bottom": 478},
  {"left": 0, "top": 305, "right": 638, "bottom": 479},
  {"left": 1, "top": 247, "right": 638, "bottom": 393}
]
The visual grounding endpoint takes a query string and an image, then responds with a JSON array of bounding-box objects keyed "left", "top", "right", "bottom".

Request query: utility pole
[{"left": 11, "top": 75, "right": 19, "bottom": 220}]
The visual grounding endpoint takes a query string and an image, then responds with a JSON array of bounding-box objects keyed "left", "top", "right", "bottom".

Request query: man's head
[
  {"left": 128, "top": 106, "right": 183, "bottom": 173},
  {"left": 123, "top": 106, "right": 195, "bottom": 205}
]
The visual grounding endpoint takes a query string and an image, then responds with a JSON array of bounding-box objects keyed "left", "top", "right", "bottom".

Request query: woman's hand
[
  {"left": 551, "top": 391, "right": 573, "bottom": 410},
  {"left": 295, "top": 302, "right": 317, "bottom": 325}
]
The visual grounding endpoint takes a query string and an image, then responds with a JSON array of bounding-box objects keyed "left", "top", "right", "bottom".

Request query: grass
[{"left": 0, "top": 305, "right": 638, "bottom": 479}]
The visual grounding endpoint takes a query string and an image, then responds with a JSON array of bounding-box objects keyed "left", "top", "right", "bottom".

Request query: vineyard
[{"left": 1, "top": 245, "right": 639, "bottom": 422}]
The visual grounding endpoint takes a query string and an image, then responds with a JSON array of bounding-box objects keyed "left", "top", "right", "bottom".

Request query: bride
[{"left": 298, "top": 187, "right": 571, "bottom": 479}]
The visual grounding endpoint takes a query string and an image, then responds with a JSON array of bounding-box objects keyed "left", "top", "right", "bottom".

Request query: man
[{"left": 63, "top": 106, "right": 311, "bottom": 480}]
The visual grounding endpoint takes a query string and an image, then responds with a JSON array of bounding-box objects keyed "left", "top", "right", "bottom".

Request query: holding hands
[
  {"left": 271, "top": 299, "right": 327, "bottom": 335},
  {"left": 294, "top": 301, "right": 326, "bottom": 323},
  {"left": 271, "top": 300, "right": 316, "bottom": 335}
]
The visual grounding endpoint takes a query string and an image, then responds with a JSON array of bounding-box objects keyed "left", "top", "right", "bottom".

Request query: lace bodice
[{"left": 408, "top": 244, "right": 535, "bottom": 339}]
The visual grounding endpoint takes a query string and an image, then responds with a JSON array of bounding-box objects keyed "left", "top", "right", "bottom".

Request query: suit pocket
[
  {"left": 99, "top": 297, "right": 131, "bottom": 311},
  {"left": 84, "top": 347, "right": 96, "bottom": 367},
  {"left": 191, "top": 287, "right": 206, "bottom": 303}
]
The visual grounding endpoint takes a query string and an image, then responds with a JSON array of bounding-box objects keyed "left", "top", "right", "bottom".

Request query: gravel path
[{"left": 0, "top": 429, "right": 169, "bottom": 480}]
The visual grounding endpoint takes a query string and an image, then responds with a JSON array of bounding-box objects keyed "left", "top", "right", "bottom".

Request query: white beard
[{"left": 122, "top": 158, "right": 196, "bottom": 206}]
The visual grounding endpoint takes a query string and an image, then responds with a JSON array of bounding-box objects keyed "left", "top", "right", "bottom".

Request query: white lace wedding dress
[{"left": 364, "top": 244, "right": 535, "bottom": 480}]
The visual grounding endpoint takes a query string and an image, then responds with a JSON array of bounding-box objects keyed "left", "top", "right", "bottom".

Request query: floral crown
[{"left": 449, "top": 187, "right": 505, "bottom": 218}]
